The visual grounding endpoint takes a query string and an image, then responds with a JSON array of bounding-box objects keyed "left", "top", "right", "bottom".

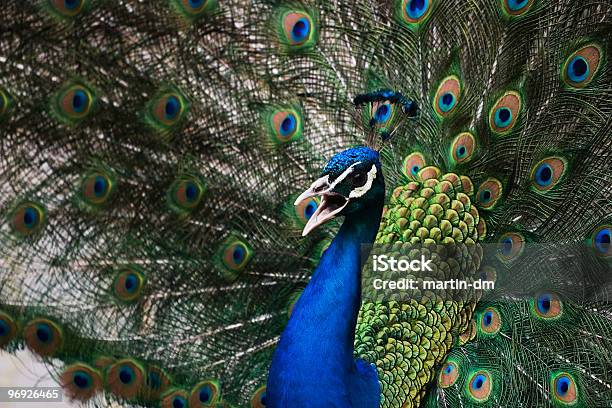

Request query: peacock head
[{"left": 294, "top": 146, "right": 385, "bottom": 236}]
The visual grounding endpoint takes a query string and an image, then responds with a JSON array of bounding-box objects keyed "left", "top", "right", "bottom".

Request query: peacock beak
[{"left": 294, "top": 175, "right": 350, "bottom": 237}]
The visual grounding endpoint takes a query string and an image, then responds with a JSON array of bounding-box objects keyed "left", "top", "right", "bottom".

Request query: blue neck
[{"left": 267, "top": 203, "right": 383, "bottom": 407}]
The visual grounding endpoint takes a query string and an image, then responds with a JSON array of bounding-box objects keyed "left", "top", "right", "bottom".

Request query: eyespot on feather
[
  {"left": 497, "top": 232, "right": 524, "bottom": 261},
  {"left": 10, "top": 202, "right": 46, "bottom": 236},
  {"left": 251, "top": 385, "right": 267, "bottom": 408},
  {"left": 562, "top": 44, "right": 602, "bottom": 88},
  {"left": 479, "top": 307, "right": 501, "bottom": 335},
  {"left": 434, "top": 75, "right": 461, "bottom": 117},
  {"left": 551, "top": 372, "right": 578, "bottom": 405},
  {"left": 501, "top": 0, "right": 534, "bottom": 16},
  {"left": 23, "top": 318, "right": 63, "bottom": 357},
  {"left": 371, "top": 100, "right": 396, "bottom": 127},
  {"left": 271, "top": 110, "right": 302, "bottom": 143},
  {"left": 60, "top": 363, "right": 103, "bottom": 401},
  {"left": 489, "top": 91, "right": 521, "bottom": 134},
  {"left": 46, "top": 0, "right": 88, "bottom": 18},
  {"left": 402, "top": 152, "right": 426, "bottom": 180},
  {"left": 168, "top": 176, "right": 206, "bottom": 213},
  {"left": 590, "top": 225, "right": 611, "bottom": 257},
  {"left": 153, "top": 95, "right": 185, "bottom": 125},
  {"left": 190, "top": 380, "right": 221, "bottom": 407},
  {"left": 450, "top": 132, "right": 476, "bottom": 164},
  {"left": 438, "top": 360, "right": 460, "bottom": 388},
  {"left": 52, "top": 83, "right": 95, "bottom": 124},
  {"left": 107, "top": 359, "right": 144, "bottom": 400},
  {"left": 171, "top": 0, "right": 217, "bottom": 19},
  {"left": 279, "top": 10, "right": 317, "bottom": 51},
  {"left": 217, "top": 237, "right": 254, "bottom": 281},
  {"left": 295, "top": 196, "right": 319, "bottom": 225},
  {"left": 466, "top": 370, "right": 492, "bottom": 402},
  {"left": 530, "top": 156, "right": 566, "bottom": 192},
  {"left": 145, "top": 89, "right": 189, "bottom": 132},
  {"left": 161, "top": 389, "right": 189, "bottom": 408},
  {"left": 223, "top": 240, "right": 252, "bottom": 271},
  {"left": 532, "top": 292, "right": 563, "bottom": 319},
  {"left": 142, "top": 366, "right": 171, "bottom": 400},
  {"left": 112, "top": 267, "right": 145, "bottom": 303},
  {"left": 476, "top": 178, "right": 502, "bottom": 209},
  {"left": 400, "top": 0, "right": 433, "bottom": 25},
  {"left": 0, "top": 311, "right": 18, "bottom": 348},
  {"left": 81, "top": 171, "right": 115, "bottom": 206}
]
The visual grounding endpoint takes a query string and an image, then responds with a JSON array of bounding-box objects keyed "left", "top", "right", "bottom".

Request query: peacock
[{"left": 0, "top": 0, "right": 611, "bottom": 407}]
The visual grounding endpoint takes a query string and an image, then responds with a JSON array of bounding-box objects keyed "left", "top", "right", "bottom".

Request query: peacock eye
[{"left": 350, "top": 172, "right": 368, "bottom": 187}]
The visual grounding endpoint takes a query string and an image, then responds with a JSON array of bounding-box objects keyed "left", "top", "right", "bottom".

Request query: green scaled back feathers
[{"left": 0, "top": 0, "right": 611, "bottom": 407}]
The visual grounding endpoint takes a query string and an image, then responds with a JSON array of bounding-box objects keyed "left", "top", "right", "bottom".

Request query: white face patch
[{"left": 349, "top": 164, "right": 377, "bottom": 198}]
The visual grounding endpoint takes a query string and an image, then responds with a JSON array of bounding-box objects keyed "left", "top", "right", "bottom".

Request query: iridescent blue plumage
[
  {"left": 322, "top": 147, "right": 382, "bottom": 179},
  {"left": 268, "top": 146, "right": 384, "bottom": 407}
]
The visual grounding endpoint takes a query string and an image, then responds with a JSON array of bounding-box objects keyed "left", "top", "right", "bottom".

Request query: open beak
[{"left": 294, "top": 175, "right": 350, "bottom": 237}]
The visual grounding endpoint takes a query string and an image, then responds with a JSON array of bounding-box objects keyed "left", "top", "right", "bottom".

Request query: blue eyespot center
[
  {"left": 0, "top": 320, "right": 9, "bottom": 336},
  {"left": 502, "top": 237, "right": 513, "bottom": 255},
  {"left": 537, "top": 294, "right": 552, "bottom": 313},
  {"left": 304, "top": 201, "right": 317, "bottom": 219},
  {"left": 406, "top": 0, "right": 427, "bottom": 18},
  {"left": 291, "top": 18, "right": 311, "bottom": 42},
  {"left": 483, "top": 311, "right": 493, "bottom": 326},
  {"left": 119, "top": 366, "right": 135, "bottom": 384},
  {"left": 568, "top": 56, "right": 589, "bottom": 82},
  {"left": 507, "top": 0, "right": 528, "bottom": 11},
  {"left": 165, "top": 96, "right": 180, "bottom": 120},
  {"left": 173, "top": 396, "right": 186, "bottom": 408},
  {"left": 594, "top": 228, "right": 611, "bottom": 254},
  {"left": 72, "top": 90, "right": 88, "bottom": 113},
  {"left": 64, "top": 0, "right": 81, "bottom": 10},
  {"left": 556, "top": 376, "right": 570, "bottom": 396},
  {"left": 375, "top": 103, "right": 391, "bottom": 123},
  {"left": 480, "top": 190, "right": 492, "bottom": 203},
  {"left": 438, "top": 92, "right": 455, "bottom": 112},
  {"left": 36, "top": 324, "right": 52, "bottom": 343},
  {"left": 23, "top": 207, "right": 38, "bottom": 228},
  {"left": 261, "top": 391, "right": 267, "bottom": 406},
  {"left": 456, "top": 145, "right": 467, "bottom": 158},
  {"left": 189, "top": 0, "right": 205, "bottom": 7},
  {"left": 124, "top": 274, "right": 138, "bottom": 292},
  {"left": 472, "top": 374, "right": 486, "bottom": 390},
  {"left": 185, "top": 183, "right": 198, "bottom": 201},
  {"left": 535, "top": 163, "right": 553, "bottom": 186},
  {"left": 411, "top": 165, "right": 420, "bottom": 176},
  {"left": 199, "top": 387, "right": 211, "bottom": 402},
  {"left": 73, "top": 372, "right": 90, "bottom": 389},
  {"left": 494, "top": 107, "right": 512, "bottom": 127},
  {"left": 280, "top": 114, "right": 296, "bottom": 136},
  {"left": 444, "top": 364, "right": 453, "bottom": 374},
  {"left": 233, "top": 245, "right": 246, "bottom": 263},
  {"left": 93, "top": 176, "right": 107, "bottom": 197}
]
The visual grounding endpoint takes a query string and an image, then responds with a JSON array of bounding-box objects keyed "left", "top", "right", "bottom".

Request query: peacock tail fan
[{"left": 0, "top": 0, "right": 611, "bottom": 407}]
